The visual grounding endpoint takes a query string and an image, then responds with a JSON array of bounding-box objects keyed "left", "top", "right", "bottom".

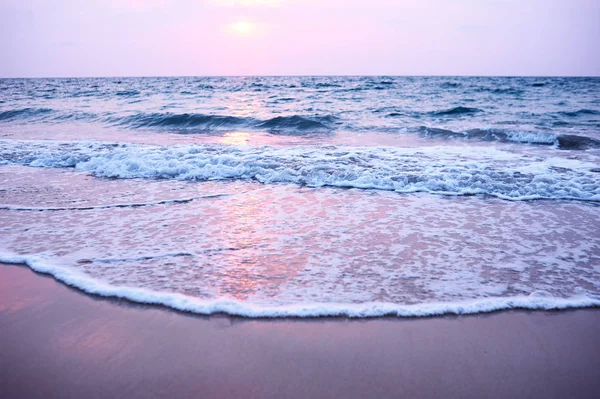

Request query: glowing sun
[{"left": 229, "top": 21, "right": 255, "bottom": 35}]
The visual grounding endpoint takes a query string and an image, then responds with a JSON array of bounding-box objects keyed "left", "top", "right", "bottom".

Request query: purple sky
[{"left": 2, "top": 0, "right": 599, "bottom": 77}]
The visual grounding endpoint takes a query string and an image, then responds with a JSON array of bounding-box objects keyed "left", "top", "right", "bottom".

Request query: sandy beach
[
  {"left": 1, "top": 263, "right": 599, "bottom": 399},
  {"left": 2, "top": 0, "right": 599, "bottom": 397}
]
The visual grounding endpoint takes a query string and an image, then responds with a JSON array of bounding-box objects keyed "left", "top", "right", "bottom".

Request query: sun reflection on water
[{"left": 219, "top": 132, "right": 251, "bottom": 145}]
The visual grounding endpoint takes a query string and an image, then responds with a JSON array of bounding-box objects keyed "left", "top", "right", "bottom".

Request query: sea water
[{"left": 1, "top": 76, "right": 599, "bottom": 317}]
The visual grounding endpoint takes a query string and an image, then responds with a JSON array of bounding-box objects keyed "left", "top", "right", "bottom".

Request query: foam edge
[{"left": 1, "top": 253, "right": 599, "bottom": 319}]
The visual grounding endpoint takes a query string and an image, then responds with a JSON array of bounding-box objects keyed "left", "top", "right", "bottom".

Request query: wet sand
[{"left": 1, "top": 263, "right": 599, "bottom": 399}]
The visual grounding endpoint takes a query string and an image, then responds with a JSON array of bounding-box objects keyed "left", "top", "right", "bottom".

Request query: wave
[
  {"left": 466, "top": 129, "right": 559, "bottom": 145},
  {"left": 0, "top": 107, "right": 100, "bottom": 123},
  {"left": 558, "top": 109, "right": 600, "bottom": 118},
  {"left": 115, "top": 112, "right": 251, "bottom": 129},
  {"left": 71, "top": 90, "right": 103, "bottom": 98},
  {"left": 2, "top": 105, "right": 598, "bottom": 149},
  {"left": 111, "top": 113, "right": 336, "bottom": 134},
  {"left": 416, "top": 127, "right": 600, "bottom": 149},
  {"left": 492, "top": 88, "right": 524, "bottom": 95},
  {"left": 440, "top": 82, "right": 462, "bottom": 89},
  {"left": 430, "top": 107, "right": 483, "bottom": 116},
  {"left": 115, "top": 90, "right": 141, "bottom": 97},
  {"left": 0, "top": 108, "right": 54, "bottom": 121},
  {"left": 382, "top": 107, "right": 483, "bottom": 119},
  {"left": 2, "top": 253, "right": 599, "bottom": 318},
  {"left": 475, "top": 87, "right": 525, "bottom": 96},
  {"left": 556, "top": 135, "right": 600, "bottom": 150},
  {"left": 0, "top": 108, "right": 334, "bottom": 134},
  {"left": 257, "top": 115, "right": 335, "bottom": 132},
  {"left": 313, "top": 82, "right": 342, "bottom": 88},
  {"left": 1, "top": 141, "right": 598, "bottom": 201}
]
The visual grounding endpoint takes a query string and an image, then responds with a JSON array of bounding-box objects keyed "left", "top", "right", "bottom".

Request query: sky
[{"left": 1, "top": 0, "right": 599, "bottom": 77}]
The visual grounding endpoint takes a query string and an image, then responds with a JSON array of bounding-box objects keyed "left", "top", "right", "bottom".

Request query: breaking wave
[
  {"left": 416, "top": 127, "right": 600, "bottom": 149},
  {"left": 1, "top": 105, "right": 598, "bottom": 149},
  {"left": 1, "top": 140, "right": 598, "bottom": 202},
  {"left": 257, "top": 115, "right": 336, "bottom": 132},
  {"left": 110, "top": 113, "right": 336, "bottom": 133},
  {"left": 114, "top": 112, "right": 251, "bottom": 129}
]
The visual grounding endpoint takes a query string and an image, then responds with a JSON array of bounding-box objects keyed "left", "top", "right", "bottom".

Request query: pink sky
[{"left": 1, "top": 0, "right": 599, "bottom": 77}]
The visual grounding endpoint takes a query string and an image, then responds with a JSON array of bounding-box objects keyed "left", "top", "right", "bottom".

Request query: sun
[{"left": 229, "top": 21, "right": 255, "bottom": 36}]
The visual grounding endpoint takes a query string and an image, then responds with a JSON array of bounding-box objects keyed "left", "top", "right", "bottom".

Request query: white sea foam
[
  {"left": 1, "top": 140, "right": 599, "bottom": 201},
  {"left": 2, "top": 253, "right": 598, "bottom": 318},
  {"left": 1, "top": 168, "right": 599, "bottom": 318},
  {"left": 505, "top": 131, "right": 558, "bottom": 144},
  {"left": 3, "top": 161, "right": 600, "bottom": 319}
]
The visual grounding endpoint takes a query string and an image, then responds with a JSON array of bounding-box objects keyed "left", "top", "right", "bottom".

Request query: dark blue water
[{"left": 1, "top": 76, "right": 599, "bottom": 147}]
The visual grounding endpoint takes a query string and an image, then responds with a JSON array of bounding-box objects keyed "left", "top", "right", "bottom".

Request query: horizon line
[{"left": 1, "top": 74, "right": 599, "bottom": 79}]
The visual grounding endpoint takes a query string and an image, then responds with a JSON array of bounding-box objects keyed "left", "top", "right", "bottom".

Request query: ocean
[{"left": 1, "top": 76, "right": 599, "bottom": 317}]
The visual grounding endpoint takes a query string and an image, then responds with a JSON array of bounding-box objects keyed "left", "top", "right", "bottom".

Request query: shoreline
[
  {"left": 2, "top": 260, "right": 598, "bottom": 320},
  {"left": 1, "top": 262, "right": 600, "bottom": 398}
]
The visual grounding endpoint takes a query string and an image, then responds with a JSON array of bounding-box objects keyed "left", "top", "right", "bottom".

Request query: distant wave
[
  {"left": 429, "top": 106, "right": 483, "bottom": 116},
  {"left": 386, "top": 112, "right": 405, "bottom": 118},
  {"left": 440, "top": 82, "right": 462, "bottom": 88},
  {"left": 380, "top": 107, "right": 483, "bottom": 118},
  {"left": 115, "top": 90, "right": 141, "bottom": 97},
  {"left": 2, "top": 140, "right": 598, "bottom": 202},
  {"left": 71, "top": 90, "right": 102, "bottom": 98},
  {"left": 558, "top": 109, "right": 600, "bottom": 118},
  {"left": 476, "top": 87, "right": 525, "bottom": 96},
  {"left": 0, "top": 107, "right": 105, "bottom": 124},
  {"left": 2, "top": 105, "right": 598, "bottom": 148},
  {"left": 0, "top": 108, "right": 54, "bottom": 121},
  {"left": 313, "top": 82, "right": 342, "bottom": 88},
  {"left": 416, "top": 127, "right": 600, "bottom": 150}
]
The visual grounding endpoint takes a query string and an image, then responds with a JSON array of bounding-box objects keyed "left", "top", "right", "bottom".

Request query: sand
[{"left": 1, "top": 263, "right": 599, "bottom": 399}]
